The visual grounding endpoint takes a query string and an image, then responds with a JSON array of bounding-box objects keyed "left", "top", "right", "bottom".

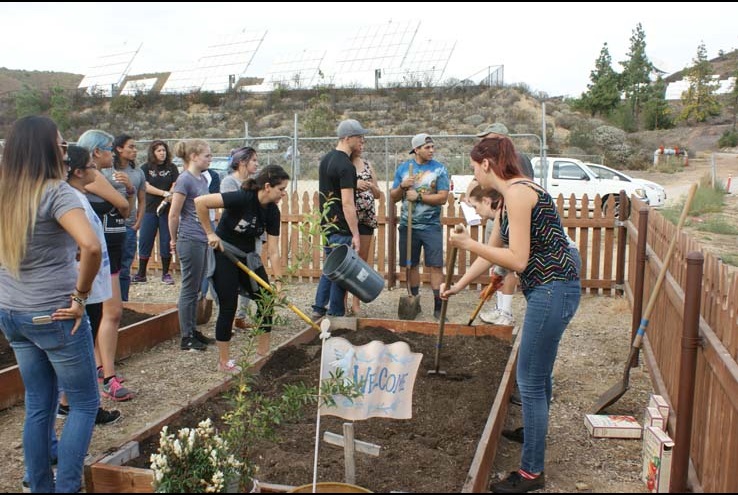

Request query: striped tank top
[{"left": 499, "top": 181, "right": 578, "bottom": 291}]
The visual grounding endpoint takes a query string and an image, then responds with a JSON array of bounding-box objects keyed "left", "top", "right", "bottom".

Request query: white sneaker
[
  {"left": 479, "top": 307, "right": 503, "bottom": 324},
  {"left": 492, "top": 310, "right": 515, "bottom": 326}
]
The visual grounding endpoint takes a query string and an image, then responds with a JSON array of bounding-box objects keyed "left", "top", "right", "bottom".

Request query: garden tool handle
[{"left": 220, "top": 246, "right": 321, "bottom": 332}]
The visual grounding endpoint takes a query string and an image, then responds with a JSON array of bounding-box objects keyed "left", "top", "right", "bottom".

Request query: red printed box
[
  {"left": 584, "top": 414, "right": 642, "bottom": 439},
  {"left": 642, "top": 425, "right": 673, "bottom": 492}
]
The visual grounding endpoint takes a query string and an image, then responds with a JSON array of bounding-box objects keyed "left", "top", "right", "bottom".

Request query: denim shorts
[{"left": 398, "top": 225, "right": 443, "bottom": 267}]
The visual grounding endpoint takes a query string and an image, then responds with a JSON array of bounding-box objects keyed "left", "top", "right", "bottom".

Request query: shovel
[
  {"left": 219, "top": 240, "right": 321, "bottom": 332},
  {"left": 398, "top": 163, "right": 421, "bottom": 320},
  {"left": 589, "top": 183, "right": 697, "bottom": 415},
  {"left": 429, "top": 224, "right": 464, "bottom": 376}
]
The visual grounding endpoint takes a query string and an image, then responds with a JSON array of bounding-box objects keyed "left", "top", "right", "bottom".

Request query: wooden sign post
[{"left": 323, "top": 423, "right": 380, "bottom": 485}]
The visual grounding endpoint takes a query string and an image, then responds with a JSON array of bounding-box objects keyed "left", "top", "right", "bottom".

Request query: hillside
[
  {"left": 664, "top": 48, "right": 738, "bottom": 83},
  {"left": 0, "top": 68, "right": 735, "bottom": 169},
  {"left": 0, "top": 67, "right": 82, "bottom": 96}
]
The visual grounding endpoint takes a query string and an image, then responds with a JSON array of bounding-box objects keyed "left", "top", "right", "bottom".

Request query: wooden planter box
[
  {"left": 84, "top": 318, "right": 519, "bottom": 493},
  {"left": 0, "top": 302, "right": 178, "bottom": 412}
]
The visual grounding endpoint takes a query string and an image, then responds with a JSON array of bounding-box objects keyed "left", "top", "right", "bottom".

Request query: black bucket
[{"left": 323, "top": 245, "right": 384, "bottom": 303}]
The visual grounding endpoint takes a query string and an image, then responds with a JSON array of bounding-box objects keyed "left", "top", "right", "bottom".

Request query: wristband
[
  {"left": 71, "top": 294, "right": 87, "bottom": 307},
  {"left": 75, "top": 287, "right": 91, "bottom": 297}
]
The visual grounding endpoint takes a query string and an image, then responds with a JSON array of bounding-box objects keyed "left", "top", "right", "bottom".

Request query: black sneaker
[
  {"left": 502, "top": 427, "right": 525, "bottom": 444},
  {"left": 510, "top": 391, "right": 523, "bottom": 406},
  {"left": 193, "top": 330, "right": 216, "bottom": 345},
  {"left": 95, "top": 407, "right": 122, "bottom": 425},
  {"left": 57, "top": 404, "right": 70, "bottom": 419},
  {"left": 433, "top": 308, "right": 448, "bottom": 322},
  {"left": 491, "top": 471, "right": 545, "bottom": 493},
  {"left": 181, "top": 337, "right": 207, "bottom": 351}
]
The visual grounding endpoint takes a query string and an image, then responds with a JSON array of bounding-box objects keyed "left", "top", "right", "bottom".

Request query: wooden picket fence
[
  {"left": 136, "top": 191, "right": 626, "bottom": 294},
  {"left": 625, "top": 196, "right": 738, "bottom": 492}
]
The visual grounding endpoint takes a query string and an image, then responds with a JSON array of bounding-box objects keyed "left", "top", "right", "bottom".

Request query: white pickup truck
[{"left": 531, "top": 157, "right": 647, "bottom": 216}]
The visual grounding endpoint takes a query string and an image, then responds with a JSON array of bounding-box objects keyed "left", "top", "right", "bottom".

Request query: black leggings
[
  {"left": 86, "top": 302, "right": 103, "bottom": 342},
  {"left": 212, "top": 250, "right": 272, "bottom": 342}
]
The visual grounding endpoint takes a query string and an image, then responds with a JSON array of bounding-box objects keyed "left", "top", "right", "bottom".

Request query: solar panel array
[
  {"left": 79, "top": 21, "right": 463, "bottom": 94},
  {"left": 77, "top": 43, "right": 142, "bottom": 96},
  {"left": 161, "top": 30, "right": 267, "bottom": 94},
  {"left": 265, "top": 50, "right": 326, "bottom": 89}
]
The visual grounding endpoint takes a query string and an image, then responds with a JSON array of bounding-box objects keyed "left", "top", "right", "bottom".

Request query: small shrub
[{"left": 718, "top": 130, "right": 738, "bottom": 148}]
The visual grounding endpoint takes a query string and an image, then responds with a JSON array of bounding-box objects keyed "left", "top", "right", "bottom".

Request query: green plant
[
  {"left": 720, "top": 253, "right": 738, "bottom": 267},
  {"left": 49, "top": 85, "right": 71, "bottom": 131},
  {"left": 718, "top": 130, "right": 738, "bottom": 148},
  {"left": 285, "top": 195, "right": 338, "bottom": 277},
  {"left": 14, "top": 84, "right": 42, "bottom": 118},
  {"left": 150, "top": 418, "right": 243, "bottom": 493},
  {"left": 695, "top": 216, "right": 738, "bottom": 235}
]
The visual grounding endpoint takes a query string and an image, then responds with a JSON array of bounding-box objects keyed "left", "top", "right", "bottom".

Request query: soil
[
  {"left": 0, "top": 155, "right": 734, "bottom": 492},
  {"left": 0, "top": 308, "right": 154, "bottom": 370},
  {"left": 126, "top": 327, "right": 511, "bottom": 493}
]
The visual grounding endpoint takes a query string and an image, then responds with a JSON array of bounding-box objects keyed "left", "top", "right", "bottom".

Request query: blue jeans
[
  {"left": 0, "top": 309, "right": 99, "bottom": 493},
  {"left": 138, "top": 212, "right": 171, "bottom": 262},
  {"left": 518, "top": 278, "right": 581, "bottom": 473},
  {"left": 119, "top": 226, "right": 138, "bottom": 301},
  {"left": 312, "top": 233, "right": 353, "bottom": 317}
]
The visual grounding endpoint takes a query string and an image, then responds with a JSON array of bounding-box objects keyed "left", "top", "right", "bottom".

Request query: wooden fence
[
  {"left": 625, "top": 196, "right": 738, "bottom": 492},
  {"left": 136, "top": 191, "right": 626, "bottom": 294}
]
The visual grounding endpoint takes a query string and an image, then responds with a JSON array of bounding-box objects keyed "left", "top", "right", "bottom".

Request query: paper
[{"left": 460, "top": 201, "right": 482, "bottom": 226}]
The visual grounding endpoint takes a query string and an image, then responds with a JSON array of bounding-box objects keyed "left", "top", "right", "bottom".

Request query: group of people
[
  {"left": 310, "top": 118, "right": 581, "bottom": 493},
  {"left": 0, "top": 116, "right": 288, "bottom": 492},
  {"left": 1, "top": 114, "right": 579, "bottom": 493}
]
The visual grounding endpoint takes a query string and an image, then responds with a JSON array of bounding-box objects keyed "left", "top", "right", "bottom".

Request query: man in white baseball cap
[{"left": 390, "top": 133, "right": 450, "bottom": 320}]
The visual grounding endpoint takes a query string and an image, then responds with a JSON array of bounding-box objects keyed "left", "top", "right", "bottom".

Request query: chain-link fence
[{"left": 137, "top": 132, "right": 545, "bottom": 199}]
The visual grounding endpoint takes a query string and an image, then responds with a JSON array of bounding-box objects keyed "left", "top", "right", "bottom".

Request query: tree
[
  {"left": 728, "top": 68, "right": 738, "bottom": 130},
  {"left": 643, "top": 76, "right": 673, "bottom": 130},
  {"left": 581, "top": 43, "right": 621, "bottom": 117},
  {"left": 49, "top": 85, "right": 71, "bottom": 131},
  {"left": 619, "top": 23, "right": 654, "bottom": 129},
  {"left": 14, "top": 85, "right": 42, "bottom": 119},
  {"left": 302, "top": 93, "right": 336, "bottom": 137},
  {"left": 678, "top": 42, "right": 721, "bottom": 123}
]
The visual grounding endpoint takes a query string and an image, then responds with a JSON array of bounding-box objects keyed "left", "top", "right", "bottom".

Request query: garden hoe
[
  {"left": 398, "top": 163, "right": 421, "bottom": 320},
  {"left": 429, "top": 224, "right": 464, "bottom": 376},
  {"left": 466, "top": 265, "right": 507, "bottom": 326},
  {"left": 589, "top": 183, "right": 697, "bottom": 415},
  {"left": 220, "top": 240, "right": 321, "bottom": 332}
]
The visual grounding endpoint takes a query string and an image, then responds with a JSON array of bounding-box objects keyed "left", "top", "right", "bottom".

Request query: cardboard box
[
  {"left": 648, "top": 394, "right": 670, "bottom": 422},
  {"left": 642, "top": 425, "right": 673, "bottom": 492},
  {"left": 585, "top": 414, "right": 642, "bottom": 439},
  {"left": 644, "top": 406, "right": 665, "bottom": 430}
]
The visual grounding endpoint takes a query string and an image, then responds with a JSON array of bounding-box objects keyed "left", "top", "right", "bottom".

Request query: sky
[{"left": 2, "top": 2, "right": 737, "bottom": 97}]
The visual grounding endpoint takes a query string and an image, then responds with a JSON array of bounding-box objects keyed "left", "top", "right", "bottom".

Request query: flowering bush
[{"left": 150, "top": 418, "right": 242, "bottom": 493}]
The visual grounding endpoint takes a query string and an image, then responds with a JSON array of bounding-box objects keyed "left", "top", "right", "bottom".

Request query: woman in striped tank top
[{"left": 442, "top": 135, "right": 581, "bottom": 493}]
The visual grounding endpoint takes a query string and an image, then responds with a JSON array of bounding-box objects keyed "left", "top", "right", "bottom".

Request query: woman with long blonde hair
[
  {"left": 169, "top": 139, "right": 215, "bottom": 351},
  {"left": 0, "top": 116, "right": 102, "bottom": 492}
]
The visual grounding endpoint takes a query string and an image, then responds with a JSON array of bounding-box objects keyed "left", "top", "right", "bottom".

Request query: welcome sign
[{"left": 319, "top": 337, "right": 423, "bottom": 420}]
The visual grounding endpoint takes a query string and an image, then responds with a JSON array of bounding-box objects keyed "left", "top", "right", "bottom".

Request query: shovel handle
[
  {"left": 466, "top": 273, "right": 505, "bottom": 326},
  {"left": 220, "top": 248, "right": 321, "bottom": 332}
]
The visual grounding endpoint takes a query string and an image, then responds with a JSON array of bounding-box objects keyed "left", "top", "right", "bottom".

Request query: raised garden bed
[
  {"left": 0, "top": 302, "right": 178, "bottom": 411},
  {"left": 85, "top": 318, "right": 519, "bottom": 493}
]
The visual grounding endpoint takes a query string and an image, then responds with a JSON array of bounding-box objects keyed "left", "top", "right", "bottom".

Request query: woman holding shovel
[
  {"left": 195, "top": 165, "right": 290, "bottom": 373},
  {"left": 441, "top": 136, "right": 580, "bottom": 493}
]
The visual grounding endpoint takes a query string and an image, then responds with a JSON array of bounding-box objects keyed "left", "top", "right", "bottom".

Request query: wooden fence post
[
  {"left": 671, "top": 251, "right": 704, "bottom": 493},
  {"left": 630, "top": 206, "right": 649, "bottom": 368},
  {"left": 615, "top": 190, "right": 629, "bottom": 295}
]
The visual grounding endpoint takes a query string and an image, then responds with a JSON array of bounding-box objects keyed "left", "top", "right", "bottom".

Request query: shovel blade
[
  {"left": 588, "top": 380, "right": 629, "bottom": 415},
  {"left": 398, "top": 295, "right": 421, "bottom": 320},
  {"left": 589, "top": 346, "right": 638, "bottom": 415},
  {"left": 427, "top": 369, "right": 447, "bottom": 376}
]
